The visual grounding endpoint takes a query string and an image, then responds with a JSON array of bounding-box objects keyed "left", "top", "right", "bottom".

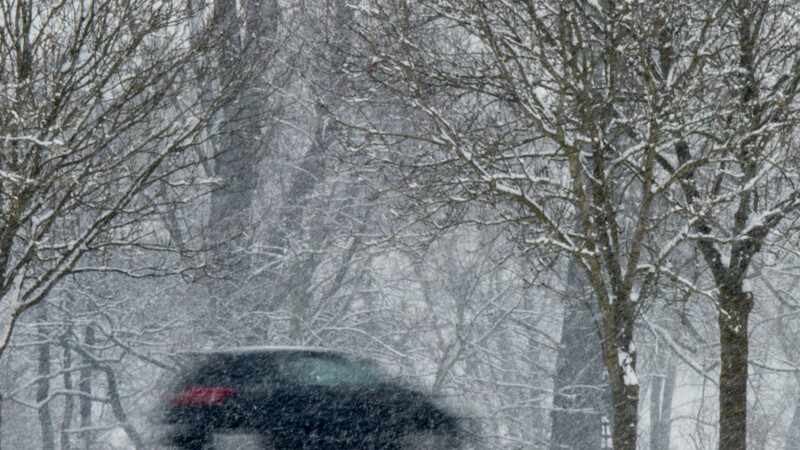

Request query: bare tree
[
  {"left": 659, "top": 1, "right": 800, "bottom": 448},
  {"left": 344, "top": 1, "right": 713, "bottom": 448},
  {"left": 0, "top": 0, "right": 259, "bottom": 431}
]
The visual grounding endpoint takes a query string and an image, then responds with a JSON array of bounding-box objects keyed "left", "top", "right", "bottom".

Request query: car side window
[
  {"left": 276, "top": 355, "right": 383, "bottom": 386},
  {"left": 233, "top": 356, "right": 282, "bottom": 387}
]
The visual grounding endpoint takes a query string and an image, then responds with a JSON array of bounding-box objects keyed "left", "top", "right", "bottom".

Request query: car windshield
[{"left": 276, "top": 355, "right": 384, "bottom": 386}]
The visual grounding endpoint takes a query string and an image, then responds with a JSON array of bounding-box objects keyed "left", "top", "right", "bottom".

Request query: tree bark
[
  {"left": 718, "top": 288, "right": 752, "bottom": 450},
  {"left": 599, "top": 295, "right": 640, "bottom": 450},
  {"left": 607, "top": 363, "right": 639, "bottom": 450}
]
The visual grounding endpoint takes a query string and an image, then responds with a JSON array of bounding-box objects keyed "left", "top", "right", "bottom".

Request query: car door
[{"left": 266, "top": 353, "right": 388, "bottom": 448}]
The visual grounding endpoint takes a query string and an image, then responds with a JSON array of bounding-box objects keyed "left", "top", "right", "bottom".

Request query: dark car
[{"left": 158, "top": 346, "right": 464, "bottom": 449}]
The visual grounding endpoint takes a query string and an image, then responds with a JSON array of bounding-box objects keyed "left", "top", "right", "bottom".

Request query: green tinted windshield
[{"left": 277, "top": 356, "right": 384, "bottom": 386}]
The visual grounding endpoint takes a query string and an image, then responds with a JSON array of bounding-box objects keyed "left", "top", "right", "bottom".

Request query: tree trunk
[
  {"left": 786, "top": 383, "right": 800, "bottom": 450},
  {"left": 718, "top": 288, "right": 752, "bottom": 450},
  {"left": 207, "top": 0, "right": 258, "bottom": 278},
  {"left": 601, "top": 301, "right": 639, "bottom": 450},
  {"left": 203, "top": 0, "right": 278, "bottom": 327},
  {"left": 61, "top": 337, "right": 74, "bottom": 450},
  {"left": 272, "top": 0, "right": 352, "bottom": 336},
  {"left": 551, "top": 259, "right": 606, "bottom": 450},
  {"left": 0, "top": 392, "right": 3, "bottom": 450},
  {"left": 101, "top": 366, "right": 143, "bottom": 449},
  {"left": 79, "top": 325, "right": 95, "bottom": 449},
  {"left": 607, "top": 365, "right": 639, "bottom": 450},
  {"left": 37, "top": 310, "right": 55, "bottom": 450},
  {"left": 649, "top": 361, "right": 676, "bottom": 450}
]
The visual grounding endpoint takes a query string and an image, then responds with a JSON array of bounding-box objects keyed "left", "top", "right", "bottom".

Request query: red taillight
[{"left": 171, "top": 387, "right": 235, "bottom": 405}]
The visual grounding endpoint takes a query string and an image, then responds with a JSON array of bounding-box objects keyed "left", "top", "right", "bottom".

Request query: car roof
[{"left": 185, "top": 345, "right": 348, "bottom": 357}]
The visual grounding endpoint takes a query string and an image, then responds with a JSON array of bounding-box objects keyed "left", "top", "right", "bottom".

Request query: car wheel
[
  {"left": 398, "top": 430, "right": 458, "bottom": 450},
  {"left": 202, "top": 431, "right": 275, "bottom": 450}
]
